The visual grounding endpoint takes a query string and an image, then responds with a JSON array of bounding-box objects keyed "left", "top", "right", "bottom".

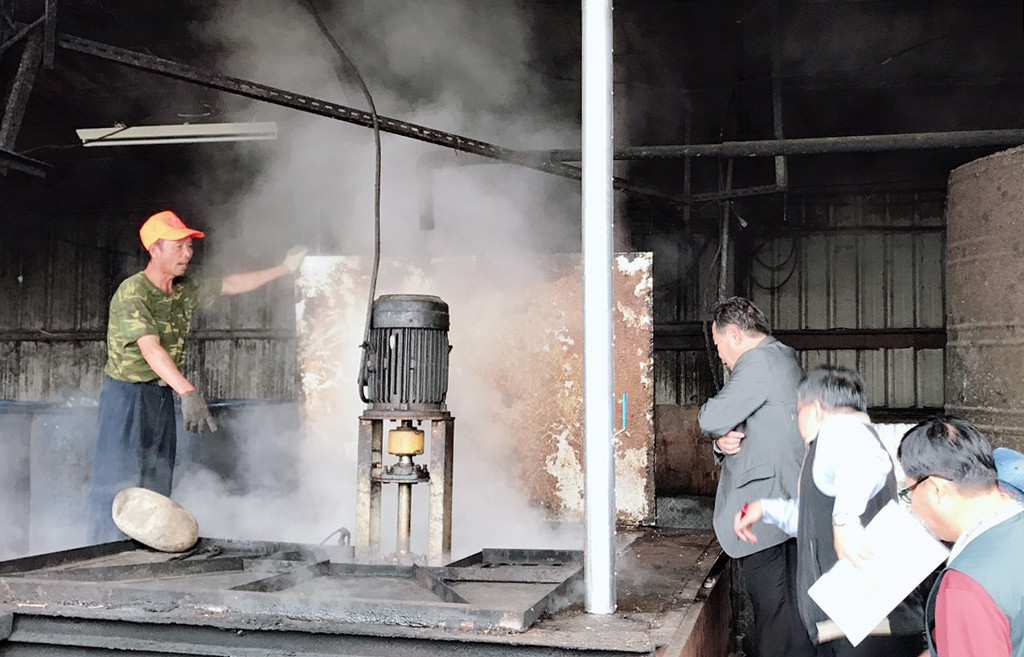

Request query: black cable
[
  {"left": 301, "top": 0, "right": 382, "bottom": 403},
  {"left": 751, "top": 236, "right": 796, "bottom": 271},
  {"left": 702, "top": 240, "right": 724, "bottom": 391},
  {"left": 749, "top": 239, "right": 800, "bottom": 292}
]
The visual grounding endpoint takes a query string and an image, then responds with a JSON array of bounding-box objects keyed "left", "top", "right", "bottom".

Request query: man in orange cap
[{"left": 87, "top": 210, "right": 307, "bottom": 543}]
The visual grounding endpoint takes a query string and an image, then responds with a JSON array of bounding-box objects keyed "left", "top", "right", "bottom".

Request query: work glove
[
  {"left": 282, "top": 246, "right": 308, "bottom": 274},
  {"left": 181, "top": 390, "right": 218, "bottom": 434}
]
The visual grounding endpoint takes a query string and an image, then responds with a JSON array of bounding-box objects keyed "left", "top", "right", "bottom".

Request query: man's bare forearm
[
  {"left": 220, "top": 265, "right": 289, "bottom": 296},
  {"left": 137, "top": 334, "right": 195, "bottom": 395}
]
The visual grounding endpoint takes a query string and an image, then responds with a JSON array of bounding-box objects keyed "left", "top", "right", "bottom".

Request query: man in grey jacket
[{"left": 699, "top": 296, "right": 813, "bottom": 657}]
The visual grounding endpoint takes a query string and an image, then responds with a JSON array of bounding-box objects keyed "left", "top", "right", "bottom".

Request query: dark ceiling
[{"left": 2, "top": 0, "right": 1023, "bottom": 223}]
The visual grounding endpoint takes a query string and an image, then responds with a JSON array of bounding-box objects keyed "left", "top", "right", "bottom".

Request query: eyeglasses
[{"left": 898, "top": 476, "right": 932, "bottom": 504}]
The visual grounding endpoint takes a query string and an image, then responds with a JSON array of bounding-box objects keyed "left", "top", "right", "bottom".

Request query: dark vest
[
  {"left": 795, "top": 425, "right": 924, "bottom": 643},
  {"left": 926, "top": 510, "right": 1024, "bottom": 657}
]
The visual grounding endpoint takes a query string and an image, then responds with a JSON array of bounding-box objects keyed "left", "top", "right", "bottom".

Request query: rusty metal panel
[
  {"left": 654, "top": 404, "right": 717, "bottom": 496},
  {"left": 296, "top": 254, "right": 655, "bottom": 526},
  {"left": 0, "top": 236, "right": 22, "bottom": 331},
  {"left": 15, "top": 343, "right": 45, "bottom": 400},
  {"left": 0, "top": 343, "right": 20, "bottom": 395},
  {"left": 681, "top": 350, "right": 716, "bottom": 406},
  {"left": 655, "top": 350, "right": 679, "bottom": 405}
]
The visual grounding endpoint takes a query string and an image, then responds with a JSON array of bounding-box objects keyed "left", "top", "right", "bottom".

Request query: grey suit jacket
[{"left": 699, "top": 336, "right": 806, "bottom": 558}]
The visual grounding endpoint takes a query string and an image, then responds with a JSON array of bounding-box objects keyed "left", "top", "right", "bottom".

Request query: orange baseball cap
[{"left": 139, "top": 211, "right": 205, "bottom": 249}]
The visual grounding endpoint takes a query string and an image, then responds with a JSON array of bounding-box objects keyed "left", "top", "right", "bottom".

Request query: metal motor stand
[{"left": 355, "top": 409, "right": 454, "bottom": 566}]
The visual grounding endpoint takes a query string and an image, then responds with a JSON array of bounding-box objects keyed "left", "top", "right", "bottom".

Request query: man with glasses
[{"left": 898, "top": 416, "right": 1024, "bottom": 657}]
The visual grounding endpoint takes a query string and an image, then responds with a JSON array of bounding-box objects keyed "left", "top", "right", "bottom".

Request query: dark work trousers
[
  {"left": 87, "top": 376, "right": 177, "bottom": 543},
  {"left": 737, "top": 538, "right": 817, "bottom": 657},
  {"left": 819, "top": 633, "right": 924, "bottom": 657}
]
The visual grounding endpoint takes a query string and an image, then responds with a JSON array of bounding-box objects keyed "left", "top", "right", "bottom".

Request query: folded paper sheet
[{"left": 808, "top": 501, "right": 949, "bottom": 646}]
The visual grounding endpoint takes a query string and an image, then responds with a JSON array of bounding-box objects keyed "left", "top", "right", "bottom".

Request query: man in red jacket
[{"left": 898, "top": 416, "right": 1024, "bottom": 657}]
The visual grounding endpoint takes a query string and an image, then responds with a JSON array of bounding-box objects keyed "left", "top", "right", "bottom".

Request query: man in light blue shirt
[{"left": 734, "top": 366, "right": 924, "bottom": 656}]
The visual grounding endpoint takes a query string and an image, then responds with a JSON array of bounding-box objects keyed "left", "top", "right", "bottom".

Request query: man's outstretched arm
[{"left": 220, "top": 247, "right": 307, "bottom": 296}]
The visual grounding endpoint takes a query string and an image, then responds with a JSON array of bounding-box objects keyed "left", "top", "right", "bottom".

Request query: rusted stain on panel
[
  {"left": 296, "top": 254, "right": 655, "bottom": 526},
  {"left": 654, "top": 403, "right": 717, "bottom": 496}
]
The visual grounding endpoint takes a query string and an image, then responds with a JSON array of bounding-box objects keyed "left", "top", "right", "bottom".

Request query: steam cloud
[{"left": 171, "top": 0, "right": 593, "bottom": 560}]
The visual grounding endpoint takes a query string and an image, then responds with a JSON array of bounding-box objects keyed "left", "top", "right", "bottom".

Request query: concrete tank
[{"left": 946, "top": 145, "right": 1024, "bottom": 449}]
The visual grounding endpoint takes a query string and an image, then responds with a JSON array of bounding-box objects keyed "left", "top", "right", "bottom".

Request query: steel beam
[
  {"left": 51, "top": 31, "right": 696, "bottom": 208},
  {"left": 769, "top": 0, "right": 787, "bottom": 188},
  {"left": 654, "top": 324, "right": 947, "bottom": 351},
  {"left": 0, "top": 147, "right": 47, "bottom": 176},
  {"left": 532, "top": 129, "right": 1024, "bottom": 161},
  {"left": 0, "top": 29, "right": 43, "bottom": 176},
  {"left": 42, "top": 0, "right": 55, "bottom": 67},
  {"left": 0, "top": 17, "right": 43, "bottom": 57},
  {"left": 0, "top": 30, "right": 41, "bottom": 149}
]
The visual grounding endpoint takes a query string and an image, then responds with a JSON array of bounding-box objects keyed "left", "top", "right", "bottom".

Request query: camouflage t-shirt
[{"left": 104, "top": 272, "right": 222, "bottom": 382}]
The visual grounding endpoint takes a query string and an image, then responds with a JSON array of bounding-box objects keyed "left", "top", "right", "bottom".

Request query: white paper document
[{"left": 807, "top": 500, "right": 949, "bottom": 646}]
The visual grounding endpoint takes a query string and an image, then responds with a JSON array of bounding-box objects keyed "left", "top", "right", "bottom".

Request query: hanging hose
[{"left": 301, "top": 0, "right": 381, "bottom": 402}]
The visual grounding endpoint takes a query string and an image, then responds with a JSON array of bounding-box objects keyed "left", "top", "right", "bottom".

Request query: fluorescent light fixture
[{"left": 76, "top": 122, "right": 277, "bottom": 147}]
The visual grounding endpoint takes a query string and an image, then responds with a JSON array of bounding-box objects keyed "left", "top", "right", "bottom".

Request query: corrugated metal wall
[
  {"left": 2, "top": 192, "right": 946, "bottom": 408},
  {"left": 0, "top": 211, "right": 298, "bottom": 402},
  {"left": 647, "top": 224, "right": 721, "bottom": 406},
  {"left": 645, "top": 191, "right": 946, "bottom": 410}
]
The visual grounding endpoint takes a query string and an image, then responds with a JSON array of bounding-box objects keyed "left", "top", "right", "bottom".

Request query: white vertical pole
[{"left": 581, "top": 0, "right": 616, "bottom": 614}]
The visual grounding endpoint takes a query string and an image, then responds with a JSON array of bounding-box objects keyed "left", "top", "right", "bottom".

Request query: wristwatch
[{"left": 832, "top": 512, "right": 858, "bottom": 527}]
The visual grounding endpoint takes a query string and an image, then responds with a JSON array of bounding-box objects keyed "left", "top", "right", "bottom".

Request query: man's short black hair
[
  {"left": 712, "top": 296, "right": 771, "bottom": 336},
  {"left": 897, "top": 416, "right": 998, "bottom": 491},
  {"left": 797, "top": 365, "right": 867, "bottom": 413}
]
